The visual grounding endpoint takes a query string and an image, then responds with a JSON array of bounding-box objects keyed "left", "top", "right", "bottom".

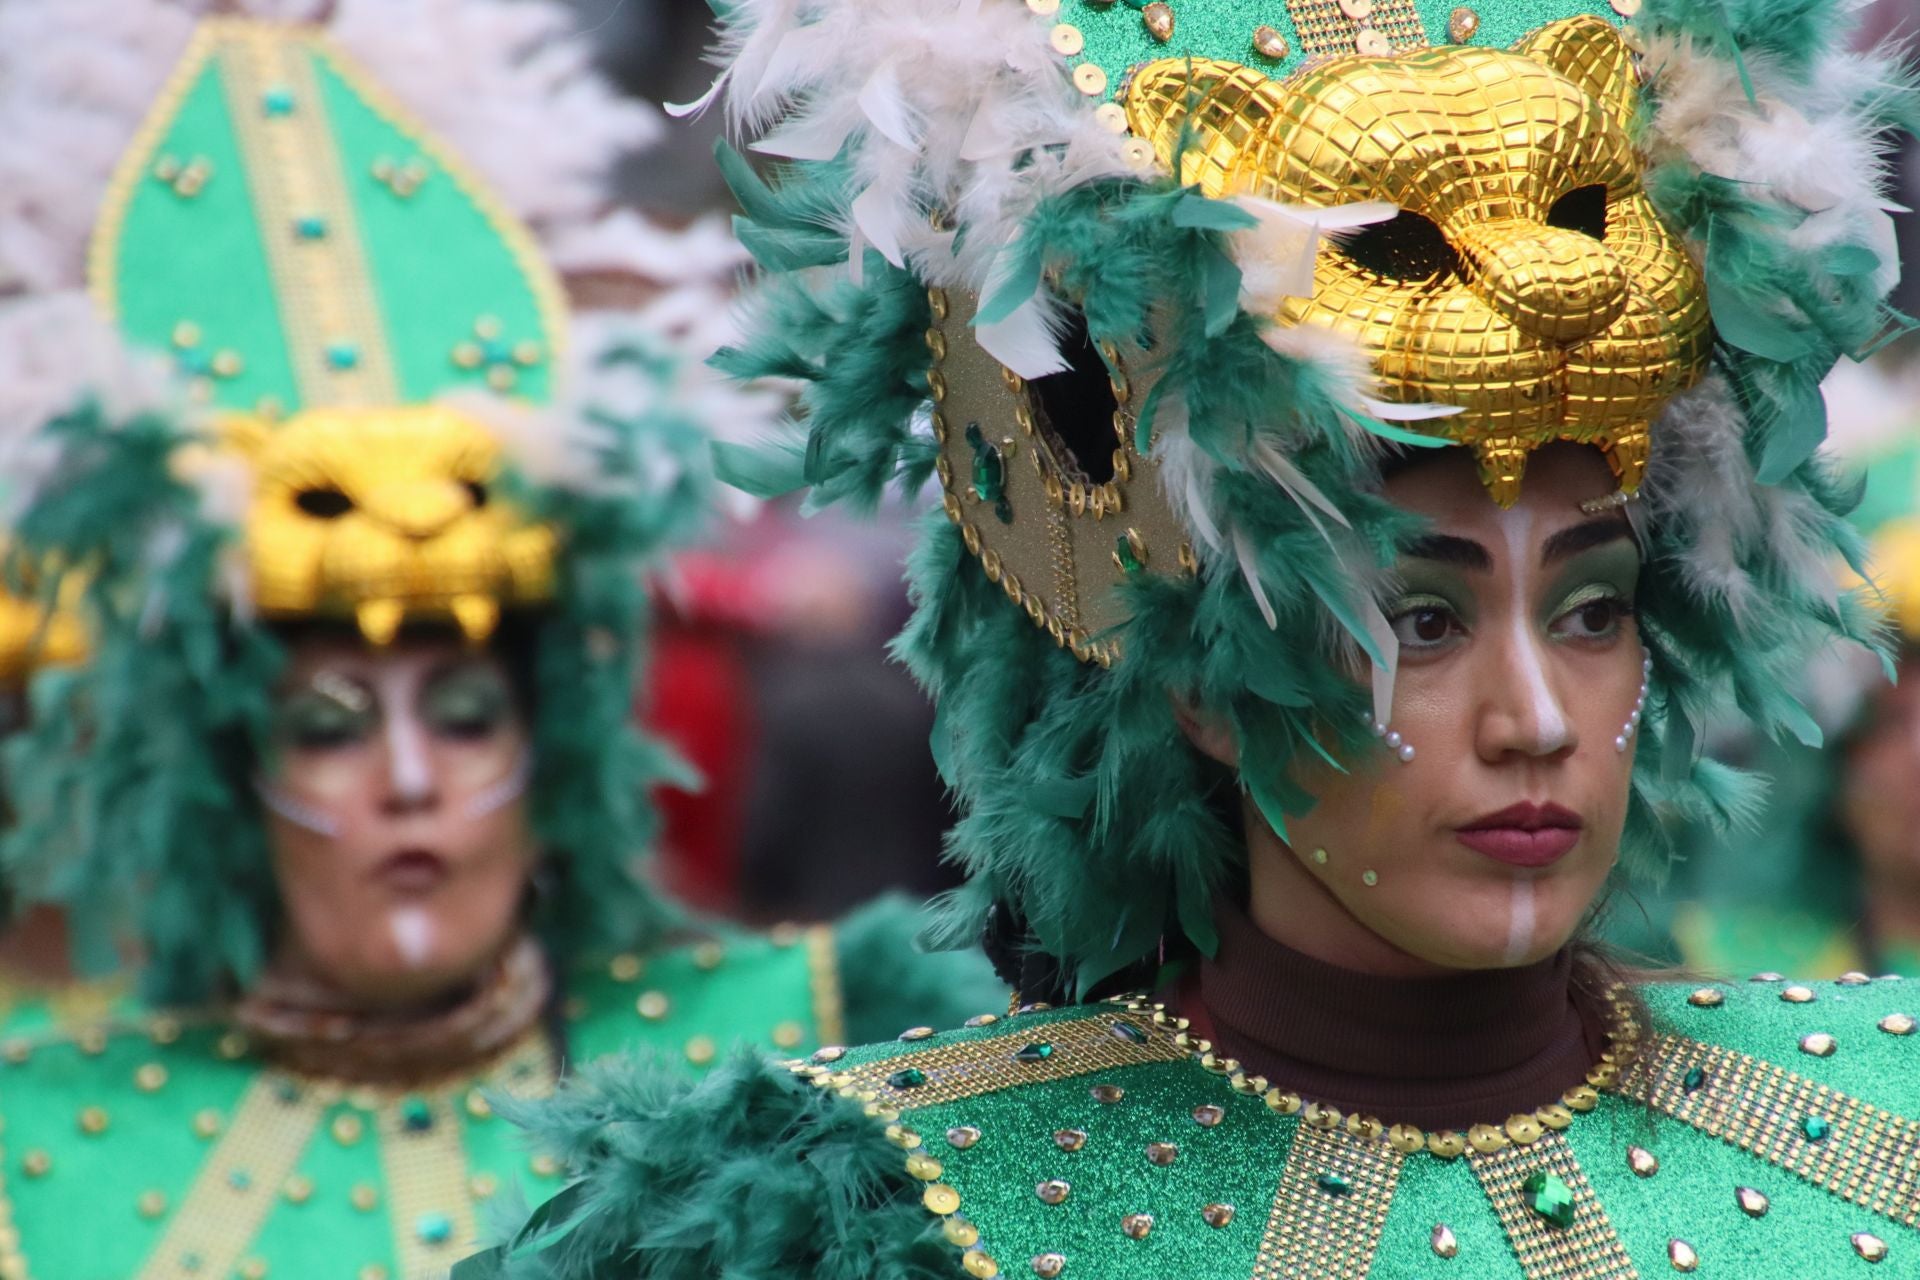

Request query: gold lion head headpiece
[
  {"left": 91, "top": 19, "right": 568, "bottom": 644},
  {"left": 1125, "top": 16, "right": 1711, "bottom": 503},
  {"left": 923, "top": 11, "right": 1712, "bottom": 662}
]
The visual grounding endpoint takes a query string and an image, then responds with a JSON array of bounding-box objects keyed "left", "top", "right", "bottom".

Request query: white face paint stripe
[
  {"left": 253, "top": 777, "right": 341, "bottom": 838},
  {"left": 390, "top": 907, "right": 434, "bottom": 969},
  {"left": 464, "top": 748, "right": 532, "bottom": 820},
  {"left": 377, "top": 667, "right": 435, "bottom": 802},
  {"left": 1496, "top": 507, "right": 1570, "bottom": 752},
  {"left": 1503, "top": 878, "right": 1537, "bottom": 966}
]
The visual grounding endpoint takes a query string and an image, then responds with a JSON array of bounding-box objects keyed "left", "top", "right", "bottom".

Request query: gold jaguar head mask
[
  {"left": 1125, "top": 16, "right": 1712, "bottom": 504},
  {"left": 238, "top": 405, "right": 556, "bottom": 645}
]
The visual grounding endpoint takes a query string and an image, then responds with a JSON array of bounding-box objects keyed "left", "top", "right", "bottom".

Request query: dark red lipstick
[{"left": 1455, "top": 802, "right": 1583, "bottom": 868}]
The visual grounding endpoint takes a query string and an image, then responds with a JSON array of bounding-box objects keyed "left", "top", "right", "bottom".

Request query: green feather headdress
[
  {"left": 703, "top": 0, "right": 1912, "bottom": 992},
  {"left": 0, "top": 20, "right": 713, "bottom": 1003}
]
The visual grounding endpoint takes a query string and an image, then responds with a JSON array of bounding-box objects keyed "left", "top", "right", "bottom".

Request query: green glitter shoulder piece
[{"left": 469, "top": 975, "right": 1920, "bottom": 1278}]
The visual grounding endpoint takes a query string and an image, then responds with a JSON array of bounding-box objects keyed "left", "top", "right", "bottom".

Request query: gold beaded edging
[
  {"left": 1468, "top": 1132, "right": 1636, "bottom": 1280},
  {"left": 1617, "top": 1031, "right": 1920, "bottom": 1228},
  {"left": 1251, "top": 1119, "right": 1401, "bottom": 1280},
  {"left": 795, "top": 1008, "right": 1184, "bottom": 1111}
]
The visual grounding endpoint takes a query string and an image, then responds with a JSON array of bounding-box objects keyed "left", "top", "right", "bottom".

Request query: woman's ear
[{"left": 1168, "top": 690, "right": 1239, "bottom": 768}]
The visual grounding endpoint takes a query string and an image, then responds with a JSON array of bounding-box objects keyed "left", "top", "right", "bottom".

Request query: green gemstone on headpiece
[
  {"left": 294, "top": 214, "right": 328, "bottom": 240},
  {"left": 415, "top": 1211, "right": 452, "bottom": 1244},
  {"left": 1802, "top": 1115, "right": 1832, "bottom": 1141},
  {"left": 1114, "top": 534, "right": 1144, "bottom": 575},
  {"left": 1315, "top": 1173, "right": 1351, "bottom": 1196},
  {"left": 261, "top": 86, "right": 295, "bottom": 116},
  {"left": 401, "top": 1098, "right": 434, "bottom": 1131},
  {"left": 887, "top": 1067, "right": 928, "bottom": 1090},
  {"left": 324, "top": 342, "right": 360, "bottom": 370},
  {"left": 1015, "top": 1042, "right": 1055, "bottom": 1063},
  {"left": 1521, "top": 1170, "right": 1575, "bottom": 1228},
  {"left": 1110, "top": 1022, "right": 1148, "bottom": 1045},
  {"left": 1682, "top": 1066, "right": 1705, "bottom": 1093}
]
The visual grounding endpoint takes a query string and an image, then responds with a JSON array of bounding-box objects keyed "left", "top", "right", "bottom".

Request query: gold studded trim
[
  {"left": 1283, "top": 0, "right": 1427, "bottom": 60},
  {"left": 805, "top": 925, "right": 848, "bottom": 1049},
  {"left": 1615, "top": 1032, "right": 1920, "bottom": 1228},
  {"left": 1250, "top": 1120, "right": 1401, "bottom": 1280},
  {"left": 217, "top": 23, "right": 400, "bottom": 408},
  {"left": 1467, "top": 1132, "right": 1637, "bottom": 1280},
  {"left": 133, "top": 1075, "right": 326, "bottom": 1280},
  {"left": 804, "top": 1010, "right": 1185, "bottom": 1111},
  {"left": 374, "top": 1092, "right": 476, "bottom": 1277}
]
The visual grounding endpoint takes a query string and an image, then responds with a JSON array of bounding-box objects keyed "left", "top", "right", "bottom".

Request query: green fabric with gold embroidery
[
  {"left": 99, "top": 21, "right": 558, "bottom": 414},
  {"left": 473, "top": 976, "right": 1920, "bottom": 1279},
  {"left": 0, "top": 914, "right": 1007, "bottom": 1280}
]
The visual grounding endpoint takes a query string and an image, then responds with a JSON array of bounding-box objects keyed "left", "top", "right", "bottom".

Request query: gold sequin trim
[
  {"left": 1616, "top": 1032, "right": 1920, "bottom": 1227},
  {"left": 808, "top": 1012, "right": 1184, "bottom": 1110},
  {"left": 1468, "top": 1132, "right": 1636, "bottom": 1279},
  {"left": 1250, "top": 1120, "right": 1401, "bottom": 1279},
  {"left": 805, "top": 925, "right": 847, "bottom": 1049}
]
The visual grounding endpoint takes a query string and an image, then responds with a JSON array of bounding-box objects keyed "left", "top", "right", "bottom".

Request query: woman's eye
[
  {"left": 1551, "top": 591, "right": 1631, "bottom": 641},
  {"left": 275, "top": 694, "right": 374, "bottom": 750},
  {"left": 422, "top": 670, "right": 512, "bottom": 741},
  {"left": 1389, "top": 600, "right": 1463, "bottom": 650}
]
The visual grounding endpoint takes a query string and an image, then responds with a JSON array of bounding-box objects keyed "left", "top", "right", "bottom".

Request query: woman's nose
[
  {"left": 1475, "top": 631, "right": 1577, "bottom": 761},
  {"left": 381, "top": 716, "right": 442, "bottom": 813}
]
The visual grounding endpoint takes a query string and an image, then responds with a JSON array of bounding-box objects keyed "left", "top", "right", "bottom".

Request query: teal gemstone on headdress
[
  {"left": 1315, "top": 1173, "right": 1351, "bottom": 1196},
  {"left": 888, "top": 1067, "right": 929, "bottom": 1090},
  {"left": 1015, "top": 1042, "right": 1055, "bottom": 1063},
  {"left": 1802, "top": 1115, "right": 1832, "bottom": 1142}
]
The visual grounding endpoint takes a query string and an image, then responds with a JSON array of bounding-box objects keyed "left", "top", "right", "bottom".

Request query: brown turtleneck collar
[{"left": 1177, "top": 896, "right": 1607, "bottom": 1130}]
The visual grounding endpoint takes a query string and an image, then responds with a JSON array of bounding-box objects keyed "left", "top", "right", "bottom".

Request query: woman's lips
[
  {"left": 374, "top": 849, "right": 449, "bottom": 895},
  {"left": 1455, "top": 802, "right": 1583, "bottom": 869}
]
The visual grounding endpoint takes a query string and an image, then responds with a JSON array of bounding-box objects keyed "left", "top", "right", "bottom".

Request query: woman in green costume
[
  {"left": 462, "top": 0, "right": 1920, "bottom": 1276},
  {"left": 0, "top": 10, "right": 1002, "bottom": 1279}
]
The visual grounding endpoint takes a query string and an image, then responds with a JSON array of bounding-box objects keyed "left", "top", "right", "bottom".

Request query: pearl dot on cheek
[
  {"left": 1361, "top": 869, "right": 1379, "bottom": 887},
  {"left": 1360, "top": 706, "right": 1415, "bottom": 765},
  {"left": 1614, "top": 647, "right": 1652, "bottom": 754}
]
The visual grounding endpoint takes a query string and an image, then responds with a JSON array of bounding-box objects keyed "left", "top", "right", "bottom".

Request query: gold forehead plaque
[{"left": 927, "top": 288, "right": 1194, "bottom": 666}]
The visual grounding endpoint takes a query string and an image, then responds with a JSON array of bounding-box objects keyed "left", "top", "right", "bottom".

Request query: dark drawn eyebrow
[
  {"left": 1405, "top": 534, "right": 1492, "bottom": 571},
  {"left": 1541, "top": 517, "right": 1633, "bottom": 566}
]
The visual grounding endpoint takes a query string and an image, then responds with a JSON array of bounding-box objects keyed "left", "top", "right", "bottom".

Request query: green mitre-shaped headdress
[
  {"left": 4, "top": 18, "right": 705, "bottom": 998},
  {"left": 702, "top": 0, "right": 1911, "bottom": 991}
]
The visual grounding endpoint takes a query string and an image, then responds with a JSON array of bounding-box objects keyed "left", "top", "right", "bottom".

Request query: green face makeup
[
  {"left": 420, "top": 665, "right": 514, "bottom": 740},
  {"left": 1540, "top": 539, "right": 1640, "bottom": 639},
  {"left": 274, "top": 685, "right": 377, "bottom": 751}
]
